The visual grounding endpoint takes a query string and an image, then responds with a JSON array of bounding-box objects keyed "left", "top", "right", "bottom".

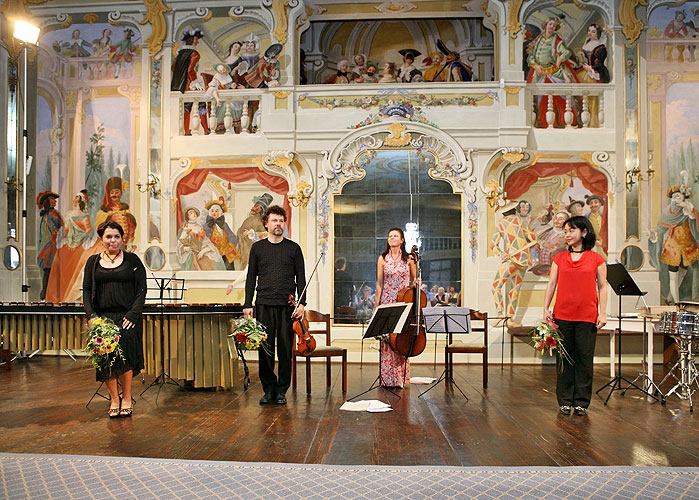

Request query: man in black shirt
[{"left": 243, "top": 205, "right": 306, "bottom": 405}]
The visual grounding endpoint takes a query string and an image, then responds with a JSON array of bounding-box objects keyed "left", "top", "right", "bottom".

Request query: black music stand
[
  {"left": 596, "top": 263, "right": 657, "bottom": 404},
  {"left": 347, "top": 303, "right": 412, "bottom": 402},
  {"left": 140, "top": 276, "right": 186, "bottom": 403},
  {"left": 419, "top": 307, "right": 471, "bottom": 400}
]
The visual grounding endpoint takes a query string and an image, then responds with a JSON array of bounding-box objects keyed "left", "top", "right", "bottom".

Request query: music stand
[
  {"left": 347, "top": 303, "right": 412, "bottom": 402},
  {"left": 140, "top": 275, "right": 186, "bottom": 404},
  {"left": 419, "top": 308, "right": 471, "bottom": 400},
  {"left": 596, "top": 263, "right": 657, "bottom": 404}
]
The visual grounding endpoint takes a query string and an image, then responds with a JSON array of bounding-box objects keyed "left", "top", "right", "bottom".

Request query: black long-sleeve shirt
[
  {"left": 82, "top": 252, "right": 147, "bottom": 323},
  {"left": 244, "top": 238, "right": 306, "bottom": 307}
]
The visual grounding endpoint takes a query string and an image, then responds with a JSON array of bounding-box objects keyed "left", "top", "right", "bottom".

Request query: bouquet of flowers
[
  {"left": 529, "top": 320, "right": 573, "bottom": 373},
  {"left": 84, "top": 317, "right": 125, "bottom": 372},
  {"left": 228, "top": 318, "right": 270, "bottom": 354}
]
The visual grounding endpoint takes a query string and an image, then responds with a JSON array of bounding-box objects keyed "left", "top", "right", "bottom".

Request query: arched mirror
[
  {"left": 144, "top": 246, "right": 166, "bottom": 271},
  {"left": 619, "top": 244, "right": 644, "bottom": 272},
  {"left": 3, "top": 245, "right": 20, "bottom": 270}
]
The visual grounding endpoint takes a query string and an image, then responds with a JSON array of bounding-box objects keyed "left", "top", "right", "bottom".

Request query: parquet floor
[{"left": 0, "top": 356, "right": 696, "bottom": 466}]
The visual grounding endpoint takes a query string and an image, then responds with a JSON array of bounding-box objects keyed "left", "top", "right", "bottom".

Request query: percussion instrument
[
  {"left": 659, "top": 311, "right": 699, "bottom": 338},
  {"left": 657, "top": 309, "right": 699, "bottom": 411}
]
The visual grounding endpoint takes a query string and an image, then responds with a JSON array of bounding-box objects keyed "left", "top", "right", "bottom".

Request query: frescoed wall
[
  {"left": 34, "top": 21, "right": 143, "bottom": 302},
  {"left": 646, "top": 3, "right": 699, "bottom": 305}
]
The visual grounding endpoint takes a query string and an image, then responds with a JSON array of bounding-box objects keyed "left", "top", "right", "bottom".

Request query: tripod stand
[
  {"left": 419, "top": 307, "right": 470, "bottom": 400},
  {"left": 347, "top": 302, "right": 412, "bottom": 403},
  {"left": 140, "top": 275, "right": 185, "bottom": 403},
  {"left": 596, "top": 263, "right": 657, "bottom": 404}
]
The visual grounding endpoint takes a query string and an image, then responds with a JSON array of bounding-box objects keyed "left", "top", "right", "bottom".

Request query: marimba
[{"left": 0, "top": 303, "right": 243, "bottom": 389}]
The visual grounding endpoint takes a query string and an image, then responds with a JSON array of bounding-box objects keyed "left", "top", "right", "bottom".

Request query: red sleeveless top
[{"left": 553, "top": 251, "right": 606, "bottom": 323}]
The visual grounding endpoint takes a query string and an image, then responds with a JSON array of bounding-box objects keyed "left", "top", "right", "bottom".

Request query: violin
[
  {"left": 288, "top": 294, "right": 316, "bottom": 356},
  {"left": 388, "top": 245, "right": 427, "bottom": 357}
]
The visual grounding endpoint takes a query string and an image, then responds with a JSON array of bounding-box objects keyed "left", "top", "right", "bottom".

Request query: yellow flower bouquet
[{"left": 84, "top": 317, "right": 125, "bottom": 373}]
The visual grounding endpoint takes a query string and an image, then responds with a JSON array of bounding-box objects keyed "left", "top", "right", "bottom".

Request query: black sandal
[
  {"left": 119, "top": 402, "right": 133, "bottom": 418},
  {"left": 108, "top": 397, "right": 121, "bottom": 418}
]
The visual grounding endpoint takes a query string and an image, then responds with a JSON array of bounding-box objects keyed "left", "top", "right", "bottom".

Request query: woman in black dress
[{"left": 83, "top": 221, "right": 146, "bottom": 418}]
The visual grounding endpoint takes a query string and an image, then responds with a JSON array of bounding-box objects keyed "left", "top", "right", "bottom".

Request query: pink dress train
[{"left": 379, "top": 256, "right": 411, "bottom": 387}]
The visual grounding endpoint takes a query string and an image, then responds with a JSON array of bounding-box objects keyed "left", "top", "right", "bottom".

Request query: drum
[{"left": 660, "top": 311, "right": 699, "bottom": 337}]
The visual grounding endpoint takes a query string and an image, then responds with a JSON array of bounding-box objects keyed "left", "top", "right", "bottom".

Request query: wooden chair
[
  {"left": 445, "top": 310, "right": 488, "bottom": 388},
  {"left": 292, "top": 310, "right": 347, "bottom": 394}
]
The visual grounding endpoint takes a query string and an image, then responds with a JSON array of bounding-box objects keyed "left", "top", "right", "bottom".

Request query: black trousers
[
  {"left": 255, "top": 304, "right": 294, "bottom": 395},
  {"left": 555, "top": 319, "right": 597, "bottom": 408}
]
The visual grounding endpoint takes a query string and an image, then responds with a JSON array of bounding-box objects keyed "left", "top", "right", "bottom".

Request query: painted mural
[
  {"left": 171, "top": 17, "right": 281, "bottom": 135},
  {"left": 35, "top": 22, "right": 142, "bottom": 302},
  {"left": 490, "top": 164, "right": 608, "bottom": 325},
  {"left": 300, "top": 18, "right": 494, "bottom": 84},
  {"left": 523, "top": 3, "right": 610, "bottom": 128},
  {"left": 174, "top": 168, "right": 290, "bottom": 272},
  {"left": 646, "top": 4, "right": 699, "bottom": 304}
]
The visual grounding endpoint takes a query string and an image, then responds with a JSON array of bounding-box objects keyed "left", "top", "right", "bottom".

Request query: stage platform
[{"left": 0, "top": 356, "right": 696, "bottom": 467}]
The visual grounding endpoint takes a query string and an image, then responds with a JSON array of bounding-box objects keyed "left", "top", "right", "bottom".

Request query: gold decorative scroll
[
  {"left": 271, "top": 0, "right": 290, "bottom": 44},
  {"left": 384, "top": 122, "right": 412, "bottom": 147},
  {"left": 83, "top": 13, "right": 99, "bottom": 25},
  {"left": 619, "top": 0, "right": 648, "bottom": 46},
  {"left": 140, "top": 0, "right": 172, "bottom": 56},
  {"left": 507, "top": 0, "right": 524, "bottom": 39},
  {"left": 502, "top": 151, "right": 524, "bottom": 164}
]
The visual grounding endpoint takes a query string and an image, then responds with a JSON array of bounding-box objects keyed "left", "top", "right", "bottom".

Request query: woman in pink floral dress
[{"left": 374, "top": 227, "right": 416, "bottom": 387}]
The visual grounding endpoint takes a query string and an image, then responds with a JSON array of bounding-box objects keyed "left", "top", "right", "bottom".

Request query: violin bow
[{"left": 290, "top": 253, "right": 323, "bottom": 318}]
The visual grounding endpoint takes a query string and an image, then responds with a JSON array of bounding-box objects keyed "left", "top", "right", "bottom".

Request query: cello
[{"left": 388, "top": 245, "right": 427, "bottom": 357}]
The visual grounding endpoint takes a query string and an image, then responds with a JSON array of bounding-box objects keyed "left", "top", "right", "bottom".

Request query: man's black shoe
[
  {"left": 275, "top": 393, "right": 287, "bottom": 405},
  {"left": 259, "top": 392, "right": 275, "bottom": 405}
]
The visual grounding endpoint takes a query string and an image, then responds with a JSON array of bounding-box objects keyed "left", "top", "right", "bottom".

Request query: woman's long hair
[
  {"left": 381, "top": 227, "right": 409, "bottom": 262},
  {"left": 564, "top": 215, "right": 596, "bottom": 251}
]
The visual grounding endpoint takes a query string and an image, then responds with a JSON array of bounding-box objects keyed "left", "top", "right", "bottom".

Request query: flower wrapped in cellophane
[
  {"left": 529, "top": 320, "right": 573, "bottom": 373},
  {"left": 84, "top": 317, "right": 125, "bottom": 372},
  {"left": 228, "top": 317, "right": 271, "bottom": 354}
]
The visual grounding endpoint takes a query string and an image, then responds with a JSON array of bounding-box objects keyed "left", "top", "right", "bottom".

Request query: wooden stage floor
[{"left": 0, "top": 356, "right": 696, "bottom": 467}]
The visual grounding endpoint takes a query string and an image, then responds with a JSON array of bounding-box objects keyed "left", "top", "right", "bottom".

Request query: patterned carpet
[{"left": 1, "top": 453, "right": 697, "bottom": 499}]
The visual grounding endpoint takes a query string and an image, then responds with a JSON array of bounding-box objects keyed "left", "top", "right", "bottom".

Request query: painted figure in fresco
[
  {"left": 567, "top": 199, "right": 585, "bottom": 217},
  {"left": 522, "top": 23, "right": 542, "bottom": 74},
  {"left": 350, "top": 54, "right": 368, "bottom": 77},
  {"left": 109, "top": 28, "right": 137, "bottom": 79},
  {"left": 356, "top": 63, "right": 379, "bottom": 83},
  {"left": 575, "top": 23, "right": 609, "bottom": 127},
  {"left": 378, "top": 62, "right": 397, "bottom": 83},
  {"left": 95, "top": 177, "right": 137, "bottom": 251},
  {"left": 235, "top": 193, "right": 272, "bottom": 270},
  {"left": 688, "top": 7, "right": 699, "bottom": 61},
  {"left": 204, "top": 62, "right": 242, "bottom": 133},
  {"left": 176, "top": 207, "right": 226, "bottom": 271},
  {"left": 398, "top": 49, "right": 423, "bottom": 83},
  {"left": 240, "top": 33, "right": 261, "bottom": 76},
  {"left": 92, "top": 28, "right": 113, "bottom": 57},
  {"left": 46, "top": 190, "right": 103, "bottom": 303},
  {"left": 585, "top": 194, "right": 607, "bottom": 257},
  {"left": 648, "top": 179, "right": 699, "bottom": 304},
  {"left": 323, "top": 59, "right": 356, "bottom": 84},
  {"left": 225, "top": 40, "right": 244, "bottom": 72},
  {"left": 665, "top": 10, "right": 689, "bottom": 38},
  {"left": 37, "top": 191, "right": 64, "bottom": 301},
  {"left": 532, "top": 210, "right": 569, "bottom": 276},
  {"left": 422, "top": 52, "right": 445, "bottom": 82},
  {"left": 204, "top": 198, "right": 240, "bottom": 270},
  {"left": 171, "top": 28, "right": 208, "bottom": 135},
  {"left": 59, "top": 29, "right": 92, "bottom": 57},
  {"left": 246, "top": 43, "right": 283, "bottom": 88},
  {"left": 490, "top": 200, "right": 538, "bottom": 328},
  {"left": 435, "top": 39, "right": 472, "bottom": 82},
  {"left": 527, "top": 16, "right": 578, "bottom": 127}
]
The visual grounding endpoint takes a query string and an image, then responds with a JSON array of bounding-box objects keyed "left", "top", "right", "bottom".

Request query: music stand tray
[
  {"left": 596, "top": 264, "right": 657, "bottom": 404},
  {"left": 419, "top": 307, "right": 471, "bottom": 400},
  {"left": 349, "top": 303, "right": 412, "bottom": 402}
]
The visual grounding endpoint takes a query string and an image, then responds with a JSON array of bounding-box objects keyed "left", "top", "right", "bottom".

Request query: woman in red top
[{"left": 543, "top": 216, "right": 607, "bottom": 416}]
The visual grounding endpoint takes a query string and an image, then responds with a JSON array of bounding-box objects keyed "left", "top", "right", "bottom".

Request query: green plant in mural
[{"left": 84, "top": 124, "right": 105, "bottom": 217}]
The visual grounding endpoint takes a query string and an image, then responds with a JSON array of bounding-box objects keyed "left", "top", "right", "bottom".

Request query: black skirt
[{"left": 94, "top": 311, "right": 144, "bottom": 382}]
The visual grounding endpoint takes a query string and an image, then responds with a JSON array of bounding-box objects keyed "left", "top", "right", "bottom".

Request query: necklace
[
  {"left": 569, "top": 248, "right": 584, "bottom": 254},
  {"left": 103, "top": 250, "right": 122, "bottom": 263}
]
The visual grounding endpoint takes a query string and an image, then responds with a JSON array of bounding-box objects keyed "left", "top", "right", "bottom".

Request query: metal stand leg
[
  {"left": 62, "top": 349, "right": 76, "bottom": 362},
  {"left": 348, "top": 339, "right": 401, "bottom": 402}
]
